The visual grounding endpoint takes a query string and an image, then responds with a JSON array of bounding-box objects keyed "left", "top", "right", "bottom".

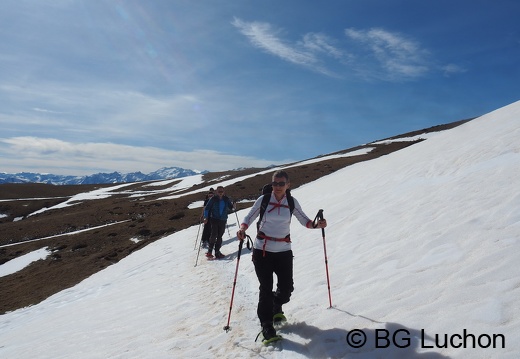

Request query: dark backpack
[{"left": 257, "top": 184, "right": 295, "bottom": 230}]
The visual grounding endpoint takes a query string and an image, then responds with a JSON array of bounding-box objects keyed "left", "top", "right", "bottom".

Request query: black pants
[
  {"left": 201, "top": 220, "right": 212, "bottom": 244},
  {"left": 252, "top": 248, "right": 294, "bottom": 325},
  {"left": 208, "top": 219, "right": 226, "bottom": 253}
]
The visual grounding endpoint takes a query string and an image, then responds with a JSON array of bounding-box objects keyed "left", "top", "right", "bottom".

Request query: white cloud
[
  {"left": 441, "top": 63, "right": 468, "bottom": 77},
  {"left": 0, "top": 82, "right": 213, "bottom": 142},
  {"left": 32, "top": 107, "right": 67, "bottom": 114},
  {"left": 300, "top": 33, "right": 345, "bottom": 60},
  {"left": 0, "top": 137, "right": 282, "bottom": 175},
  {"left": 232, "top": 18, "right": 339, "bottom": 76},
  {"left": 345, "top": 27, "right": 430, "bottom": 80},
  {"left": 232, "top": 18, "right": 316, "bottom": 65},
  {"left": 232, "top": 19, "right": 454, "bottom": 82}
]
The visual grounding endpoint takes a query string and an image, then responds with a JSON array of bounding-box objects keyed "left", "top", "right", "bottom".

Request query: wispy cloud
[
  {"left": 300, "top": 33, "right": 346, "bottom": 60},
  {"left": 0, "top": 82, "right": 213, "bottom": 144},
  {"left": 441, "top": 63, "right": 468, "bottom": 77},
  {"left": 32, "top": 108, "right": 68, "bottom": 114},
  {"left": 345, "top": 27, "right": 430, "bottom": 80},
  {"left": 231, "top": 18, "right": 315, "bottom": 65},
  {"left": 232, "top": 19, "right": 446, "bottom": 82},
  {"left": 232, "top": 18, "right": 342, "bottom": 76}
]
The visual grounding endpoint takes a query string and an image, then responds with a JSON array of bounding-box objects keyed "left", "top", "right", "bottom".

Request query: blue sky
[{"left": 1, "top": 0, "right": 519, "bottom": 175}]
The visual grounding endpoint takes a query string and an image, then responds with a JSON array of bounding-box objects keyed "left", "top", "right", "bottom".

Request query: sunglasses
[{"left": 271, "top": 181, "right": 287, "bottom": 187}]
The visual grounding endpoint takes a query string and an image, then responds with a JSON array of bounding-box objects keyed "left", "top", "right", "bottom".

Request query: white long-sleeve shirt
[{"left": 241, "top": 193, "right": 313, "bottom": 253}]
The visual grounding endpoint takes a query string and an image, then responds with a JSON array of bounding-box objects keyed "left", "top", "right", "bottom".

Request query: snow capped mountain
[{"left": 0, "top": 167, "right": 206, "bottom": 185}]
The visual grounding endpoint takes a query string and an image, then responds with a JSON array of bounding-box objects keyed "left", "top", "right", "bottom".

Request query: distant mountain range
[{"left": 0, "top": 167, "right": 206, "bottom": 185}]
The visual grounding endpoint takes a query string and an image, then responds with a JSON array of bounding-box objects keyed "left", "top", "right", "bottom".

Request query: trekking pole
[
  {"left": 193, "top": 219, "right": 203, "bottom": 250},
  {"left": 194, "top": 225, "right": 204, "bottom": 267},
  {"left": 314, "top": 209, "right": 332, "bottom": 308},
  {"left": 233, "top": 205, "right": 240, "bottom": 228},
  {"left": 227, "top": 201, "right": 237, "bottom": 238},
  {"left": 223, "top": 235, "right": 249, "bottom": 332}
]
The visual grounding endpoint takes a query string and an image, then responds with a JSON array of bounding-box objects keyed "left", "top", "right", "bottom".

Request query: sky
[
  {"left": 0, "top": 101, "right": 519, "bottom": 358},
  {"left": 0, "top": 0, "right": 519, "bottom": 176}
]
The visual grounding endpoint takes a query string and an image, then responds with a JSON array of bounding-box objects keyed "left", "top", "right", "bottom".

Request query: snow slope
[{"left": 1, "top": 101, "right": 519, "bottom": 358}]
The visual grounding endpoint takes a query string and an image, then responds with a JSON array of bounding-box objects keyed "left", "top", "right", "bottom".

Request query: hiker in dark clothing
[
  {"left": 200, "top": 188, "right": 214, "bottom": 249},
  {"left": 203, "top": 186, "right": 234, "bottom": 259},
  {"left": 237, "top": 170, "right": 327, "bottom": 342}
]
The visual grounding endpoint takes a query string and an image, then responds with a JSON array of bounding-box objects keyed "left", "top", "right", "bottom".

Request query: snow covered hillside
[{"left": 1, "top": 101, "right": 519, "bottom": 358}]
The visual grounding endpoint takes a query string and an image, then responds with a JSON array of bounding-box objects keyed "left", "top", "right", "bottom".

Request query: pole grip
[
  {"left": 313, "top": 209, "right": 324, "bottom": 228},
  {"left": 318, "top": 209, "right": 325, "bottom": 236}
]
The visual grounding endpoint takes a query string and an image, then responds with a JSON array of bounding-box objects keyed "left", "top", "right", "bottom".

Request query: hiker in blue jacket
[{"left": 203, "top": 185, "right": 234, "bottom": 259}]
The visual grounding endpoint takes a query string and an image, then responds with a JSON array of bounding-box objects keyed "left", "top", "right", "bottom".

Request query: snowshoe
[
  {"left": 273, "top": 301, "right": 286, "bottom": 324},
  {"left": 262, "top": 335, "right": 282, "bottom": 345},
  {"left": 273, "top": 312, "right": 287, "bottom": 324},
  {"left": 255, "top": 323, "right": 282, "bottom": 345}
]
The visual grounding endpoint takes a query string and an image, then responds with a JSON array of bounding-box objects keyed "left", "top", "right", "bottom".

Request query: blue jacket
[{"left": 204, "top": 195, "right": 234, "bottom": 221}]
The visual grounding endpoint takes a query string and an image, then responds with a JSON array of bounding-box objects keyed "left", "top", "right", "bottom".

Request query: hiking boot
[
  {"left": 273, "top": 312, "right": 287, "bottom": 323},
  {"left": 205, "top": 252, "right": 214, "bottom": 259},
  {"left": 215, "top": 252, "right": 225, "bottom": 259},
  {"left": 273, "top": 298, "right": 286, "bottom": 323},
  {"left": 261, "top": 323, "right": 277, "bottom": 341},
  {"left": 273, "top": 302, "right": 283, "bottom": 316}
]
